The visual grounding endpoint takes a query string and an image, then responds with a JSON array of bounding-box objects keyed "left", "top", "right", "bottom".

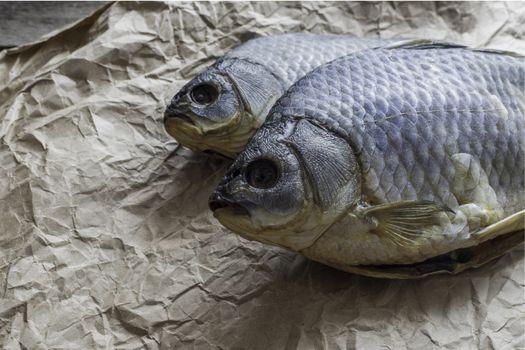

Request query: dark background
[{"left": 0, "top": 1, "right": 105, "bottom": 50}]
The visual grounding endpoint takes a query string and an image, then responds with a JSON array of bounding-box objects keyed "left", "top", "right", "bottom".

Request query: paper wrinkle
[{"left": 0, "top": 2, "right": 523, "bottom": 349}]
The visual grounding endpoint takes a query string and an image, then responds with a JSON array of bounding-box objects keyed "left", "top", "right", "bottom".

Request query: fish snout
[
  {"left": 164, "top": 100, "right": 194, "bottom": 125},
  {"left": 209, "top": 191, "right": 231, "bottom": 212}
]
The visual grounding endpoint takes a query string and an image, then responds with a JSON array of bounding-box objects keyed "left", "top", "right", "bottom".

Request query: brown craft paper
[{"left": 0, "top": 2, "right": 523, "bottom": 349}]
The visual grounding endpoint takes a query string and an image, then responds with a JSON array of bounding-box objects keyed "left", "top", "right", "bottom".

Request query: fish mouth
[
  {"left": 164, "top": 110, "right": 195, "bottom": 126},
  {"left": 164, "top": 109, "right": 236, "bottom": 137},
  {"left": 209, "top": 192, "right": 250, "bottom": 216},
  {"left": 164, "top": 109, "right": 208, "bottom": 139}
]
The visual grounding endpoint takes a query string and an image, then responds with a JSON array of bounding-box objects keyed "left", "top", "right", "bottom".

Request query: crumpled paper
[{"left": 0, "top": 2, "right": 523, "bottom": 349}]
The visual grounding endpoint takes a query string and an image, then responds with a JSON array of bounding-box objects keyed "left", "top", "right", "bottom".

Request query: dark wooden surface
[{"left": 0, "top": 1, "right": 106, "bottom": 50}]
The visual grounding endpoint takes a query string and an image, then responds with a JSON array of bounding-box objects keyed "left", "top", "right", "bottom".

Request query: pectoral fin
[{"left": 360, "top": 201, "right": 452, "bottom": 247}]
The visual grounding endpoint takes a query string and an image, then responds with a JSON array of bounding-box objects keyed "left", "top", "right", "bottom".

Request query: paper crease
[{"left": 0, "top": 2, "right": 523, "bottom": 349}]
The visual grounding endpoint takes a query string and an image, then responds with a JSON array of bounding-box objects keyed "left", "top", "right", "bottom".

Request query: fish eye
[
  {"left": 190, "top": 83, "right": 219, "bottom": 105},
  {"left": 245, "top": 159, "right": 280, "bottom": 189}
]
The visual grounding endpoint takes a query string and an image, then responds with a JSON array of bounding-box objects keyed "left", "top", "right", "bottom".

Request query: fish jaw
[{"left": 211, "top": 197, "right": 346, "bottom": 252}]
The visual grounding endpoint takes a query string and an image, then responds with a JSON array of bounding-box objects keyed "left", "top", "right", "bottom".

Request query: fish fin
[
  {"left": 472, "top": 48, "right": 523, "bottom": 57},
  {"left": 326, "top": 229, "right": 523, "bottom": 279},
  {"left": 386, "top": 39, "right": 467, "bottom": 50},
  {"left": 471, "top": 210, "right": 525, "bottom": 243},
  {"left": 222, "top": 59, "right": 283, "bottom": 119},
  {"left": 362, "top": 201, "right": 451, "bottom": 247},
  {"left": 284, "top": 119, "right": 359, "bottom": 210},
  {"left": 387, "top": 39, "right": 523, "bottom": 57}
]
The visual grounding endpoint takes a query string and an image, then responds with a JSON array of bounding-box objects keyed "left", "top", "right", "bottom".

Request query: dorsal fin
[
  {"left": 387, "top": 39, "right": 523, "bottom": 57},
  {"left": 472, "top": 48, "right": 524, "bottom": 57},
  {"left": 386, "top": 39, "right": 467, "bottom": 50}
]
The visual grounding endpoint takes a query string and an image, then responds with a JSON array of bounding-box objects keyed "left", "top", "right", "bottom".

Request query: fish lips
[
  {"left": 164, "top": 104, "right": 235, "bottom": 136},
  {"left": 163, "top": 105, "right": 209, "bottom": 139},
  {"left": 209, "top": 191, "right": 250, "bottom": 216},
  {"left": 164, "top": 106, "right": 195, "bottom": 126}
]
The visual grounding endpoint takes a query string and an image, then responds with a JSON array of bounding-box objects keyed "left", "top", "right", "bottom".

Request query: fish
[
  {"left": 164, "top": 33, "right": 409, "bottom": 157},
  {"left": 209, "top": 43, "right": 525, "bottom": 278}
]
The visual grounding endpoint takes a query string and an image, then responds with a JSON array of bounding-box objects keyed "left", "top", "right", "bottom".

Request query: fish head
[
  {"left": 164, "top": 60, "right": 282, "bottom": 157},
  {"left": 209, "top": 119, "right": 361, "bottom": 251},
  {"left": 164, "top": 66, "right": 242, "bottom": 154}
]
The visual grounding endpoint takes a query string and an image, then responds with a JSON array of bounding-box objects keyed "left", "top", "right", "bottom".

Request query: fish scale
[
  {"left": 165, "top": 33, "right": 406, "bottom": 157},
  {"left": 211, "top": 43, "right": 524, "bottom": 273},
  {"left": 267, "top": 46, "right": 524, "bottom": 214},
  {"left": 223, "top": 33, "right": 393, "bottom": 87}
]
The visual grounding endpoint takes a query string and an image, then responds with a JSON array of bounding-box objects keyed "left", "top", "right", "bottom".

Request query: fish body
[
  {"left": 210, "top": 44, "right": 525, "bottom": 277},
  {"left": 164, "top": 33, "right": 406, "bottom": 157}
]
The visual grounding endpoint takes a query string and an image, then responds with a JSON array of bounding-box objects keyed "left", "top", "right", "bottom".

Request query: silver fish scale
[
  {"left": 223, "top": 33, "right": 397, "bottom": 89},
  {"left": 267, "top": 47, "right": 525, "bottom": 213}
]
